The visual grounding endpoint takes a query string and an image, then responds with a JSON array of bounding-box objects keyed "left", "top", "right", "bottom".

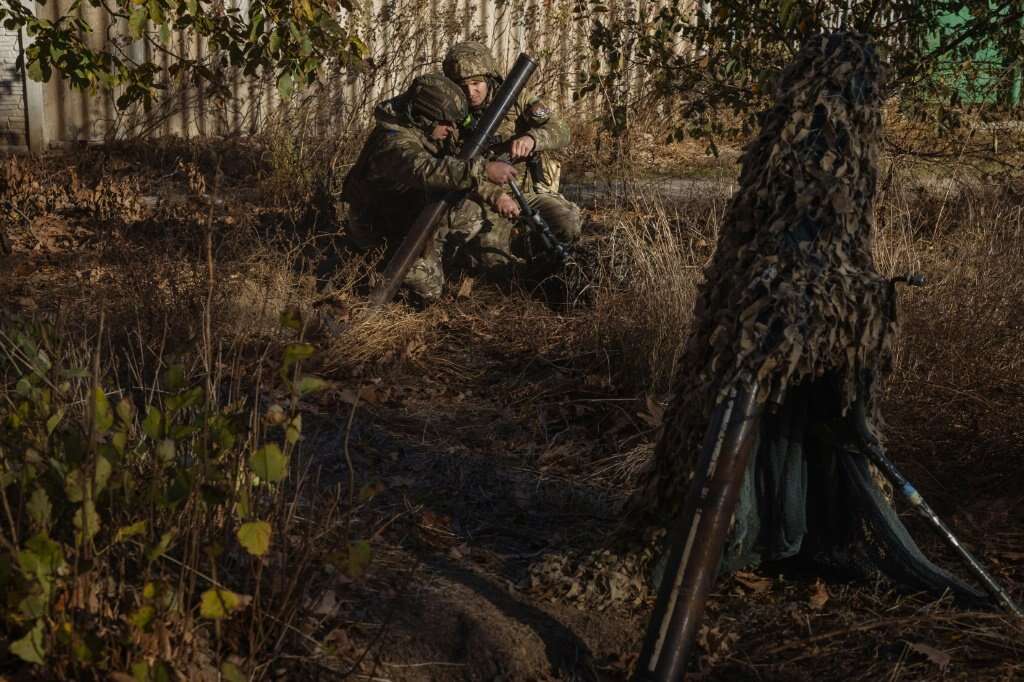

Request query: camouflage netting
[
  {"left": 530, "top": 32, "right": 986, "bottom": 611},
  {"left": 632, "top": 32, "right": 895, "bottom": 524}
]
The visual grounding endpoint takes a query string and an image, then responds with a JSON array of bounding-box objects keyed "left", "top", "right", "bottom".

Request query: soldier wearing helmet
[
  {"left": 443, "top": 41, "right": 582, "bottom": 258},
  {"left": 342, "top": 72, "right": 520, "bottom": 301}
]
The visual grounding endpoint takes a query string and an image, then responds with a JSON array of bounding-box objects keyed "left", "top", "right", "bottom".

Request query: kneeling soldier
[
  {"left": 342, "top": 72, "right": 520, "bottom": 301},
  {"left": 443, "top": 41, "right": 583, "bottom": 262}
]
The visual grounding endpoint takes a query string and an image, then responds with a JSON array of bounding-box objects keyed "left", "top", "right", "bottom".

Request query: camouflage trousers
[
  {"left": 525, "top": 190, "right": 582, "bottom": 243},
  {"left": 404, "top": 197, "right": 516, "bottom": 301},
  {"left": 404, "top": 191, "right": 583, "bottom": 299}
]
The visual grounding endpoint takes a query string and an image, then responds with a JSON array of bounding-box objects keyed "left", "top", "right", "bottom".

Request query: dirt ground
[{"left": 2, "top": 143, "right": 1022, "bottom": 681}]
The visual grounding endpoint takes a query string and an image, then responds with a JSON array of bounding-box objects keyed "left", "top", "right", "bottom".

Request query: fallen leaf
[
  {"left": 311, "top": 590, "right": 339, "bottom": 616},
  {"left": 808, "top": 579, "right": 829, "bottom": 610},
  {"left": 323, "top": 627, "right": 353, "bottom": 654},
  {"left": 734, "top": 570, "right": 772, "bottom": 593},
  {"left": 909, "top": 642, "right": 951, "bottom": 671}
]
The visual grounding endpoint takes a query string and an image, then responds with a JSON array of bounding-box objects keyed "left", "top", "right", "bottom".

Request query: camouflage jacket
[
  {"left": 343, "top": 97, "right": 504, "bottom": 237},
  {"left": 466, "top": 88, "right": 570, "bottom": 193}
]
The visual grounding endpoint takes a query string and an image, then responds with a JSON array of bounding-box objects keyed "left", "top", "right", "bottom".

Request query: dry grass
[
  {"left": 579, "top": 186, "right": 726, "bottom": 397},
  {"left": 3, "top": 131, "right": 1023, "bottom": 679}
]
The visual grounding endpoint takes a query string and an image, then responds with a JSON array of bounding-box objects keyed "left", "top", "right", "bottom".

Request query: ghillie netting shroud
[{"left": 632, "top": 32, "right": 986, "bottom": 602}]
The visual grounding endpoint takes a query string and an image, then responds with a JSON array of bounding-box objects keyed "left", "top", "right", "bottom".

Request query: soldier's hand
[
  {"left": 510, "top": 135, "right": 536, "bottom": 160},
  {"left": 494, "top": 193, "right": 521, "bottom": 218},
  {"left": 485, "top": 161, "right": 518, "bottom": 184}
]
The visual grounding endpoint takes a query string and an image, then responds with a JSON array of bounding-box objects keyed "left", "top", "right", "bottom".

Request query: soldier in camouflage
[
  {"left": 443, "top": 41, "right": 583, "bottom": 263},
  {"left": 342, "top": 72, "right": 520, "bottom": 301}
]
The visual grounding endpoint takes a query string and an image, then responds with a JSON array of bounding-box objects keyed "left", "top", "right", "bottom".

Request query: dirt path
[{"left": 304, "top": 297, "right": 646, "bottom": 681}]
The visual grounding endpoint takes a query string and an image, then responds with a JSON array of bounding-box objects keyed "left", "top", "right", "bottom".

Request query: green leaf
[
  {"left": 296, "top": 375, "right": 326, "bottom": 396},
  {"left": 169, "top": 424, "right": 200, "bottom": 440},
  {"left": 147, "top": 0, "right": 164, "bottom": 23},
  {"left": 131, "top": 660, "right": 174, "bottom": 682},
  {"left": 283, "top": 342, "right": 315, "bottom": 367},
  {"left": 165, "top": 386, "right": 203, "bottom": 414},
  {"left": 65, "top": 468, "right": 86, "bottom": 503},
  {"left": 74, "top": 500, "right": 101, "bottom": 543},
  {"left": 112, "top": 430, "right": 128, "bottom": 455},
  {"left": 116, "top": 398, "right": 136, "bottom": 424},
  {"left": 277, "top": 72, "right": 293, "bottom": 99},
  {"left": 16, "top": 377, "right": 32, "bottom": 396},
  {"left": 130, "top": 605, "right": 155, "bottom": 629},
  {"left": 10, "top": 620, "right": 45, "bottom": 664},
  {"left": 162, "top": 365, "right": 185, "bottom": 391},
  {"left": 18, "top": 533, "right": 65, "bottom": 582},
  {"left": 199, "top": 588, "right": 248, "bottom": 619},
  {"left": 221, "top": 662, "right": 247, "bottom": 682},
  {"left": 236, "top": 487, "right": 251, "bottom": 518},
  {"left": 279, "top": 306, "right": 301, "bottom": 330},
  {"left": 249, "top": 443, "right": 287, "bottom": 482},
  {"left": 156, "top": 439, "right": 175, "bottom": 463},
  {"left": 18, "top": 593, "right": 47, "bottom": 619},
  {"left": 209, "top": 415, "right": 238, "bottom": 451},
  {"left": 344, "top": 540, "right": 372, "bottom": 578},
  {"left": 94, "top": 455, "right": 112, "bottom": 495},
  {"left": 129, "top": 6, "right": 149, "bottom": 38},
  {"left": 93, "top": 387, "right": 114, "bottom": 434},
  {"left": 45, "top": 408, "right": 64, "bottom": 436},
  {"left": 142, "top": 406, "right": 163, "bottom": 439},
  {"left": 131, "top": 661, "right": 150, "bottom": 682},
  {"left": 285, "top": 415, "right": 301, "bottom": 445},
  {"left": 268, "top": 30, "right": 281, "bottom": 54},
  {"left": 146, "top": 531, "right": 174, "bottom": 562},
  {"left": 236, "top": 521, "right": 272, "bottom": 556},
  {"left": 115, "top": 520, "right": 147, "bottom": 543},
  {"left": 26, "top": 58, "right": 46, "bottom": 82},
  {"left": 26, "top": 489, "right": 51, "bottom": 530}
]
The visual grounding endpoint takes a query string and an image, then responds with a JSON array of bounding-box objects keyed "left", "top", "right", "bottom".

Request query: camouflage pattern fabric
[
  {"left": 342, "top": 73, "right": 512, "bottom": 299},
  {"left": 632, "top": 32, "right": 894, "bottom": 524},
  {"left": 442, "top": 41, "right": 504, "bottom": 85},
  {"left": 406, "top": 72, "right": 471, "bottom": 127},
  {"left": 443, "top": 41, "right": 582, "bottom": 245}
]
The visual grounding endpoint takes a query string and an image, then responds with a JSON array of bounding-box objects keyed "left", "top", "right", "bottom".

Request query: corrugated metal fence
[{"left": 25, "top": 0, "right": 701, "bottom": 147}]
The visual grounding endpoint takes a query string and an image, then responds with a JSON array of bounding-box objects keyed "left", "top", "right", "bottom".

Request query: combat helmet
[
  {"left": 443, "top": 41, "right": 503, "bottom": 83},
  {"left": 405, "top": 72, "right": 469, "bottom": 127}
]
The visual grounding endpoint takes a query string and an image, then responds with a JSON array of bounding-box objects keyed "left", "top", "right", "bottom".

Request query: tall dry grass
[{"left": 578, "top": 187, "right": 725, "bottom": 397}]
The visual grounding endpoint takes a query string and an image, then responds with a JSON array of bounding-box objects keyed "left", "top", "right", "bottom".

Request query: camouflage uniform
[
  {"left": 443, "top": 42, "right": 582, "bottom": 251},
  {"left": 342, "top": 73, "right": 515, "bottom": 300}
]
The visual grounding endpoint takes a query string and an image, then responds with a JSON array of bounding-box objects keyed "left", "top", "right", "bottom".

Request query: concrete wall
[{"left": 0, "top": 27, "right": 27, "bottom": 148}]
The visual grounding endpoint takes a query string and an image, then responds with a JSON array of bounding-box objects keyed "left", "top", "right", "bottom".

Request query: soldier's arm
[
  {"left": 514, "top": 90, "right": 571, "bottom": 153},
  {"left": 471, "top": 178, "right": 506, "bottom": 207},
  {"left": 371, "top": 133, "right": 484, "bottom": 194}
]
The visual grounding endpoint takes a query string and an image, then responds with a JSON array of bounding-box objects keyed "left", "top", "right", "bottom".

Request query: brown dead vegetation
[{"left": 1, "top": 132, "right": 1022, "bottom": 680}]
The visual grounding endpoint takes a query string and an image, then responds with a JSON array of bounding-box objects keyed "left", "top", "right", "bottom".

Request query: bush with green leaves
[
  {"left": 0, "top": 0, "right": 367, "bottom": 107},
  {"left": 0, "top": 313, "right": 348, "bottom": 678},
  {"left": 580, "top": 0, "right": 1024, "bottom": 143}
]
